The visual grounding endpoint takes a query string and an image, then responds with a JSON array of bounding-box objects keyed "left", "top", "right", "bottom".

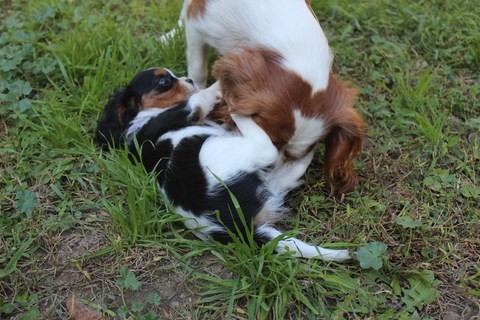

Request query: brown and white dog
[{"left": 176, "top": 0, "right": 366, "bottom": 196}]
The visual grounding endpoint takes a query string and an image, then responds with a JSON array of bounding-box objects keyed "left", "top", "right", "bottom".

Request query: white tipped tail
[
  {"left": 257, "top": 225, "right": 352, "bottom": 262},
  {"left": 158, "top": 19, "right": 183, "bottom": 44}
]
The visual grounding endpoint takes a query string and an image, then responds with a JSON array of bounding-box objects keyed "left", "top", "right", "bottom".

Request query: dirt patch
[
  {"left": 435, "top": 286, "right": 480, "bottom": 320},
  {"left": 33, "top": 224, "right": 112, "bottom": 318},
  {"left": 23, "top": 219, "right": 233, "bottom": 319},
  {"left": 120, "top": 251, "right": 234, "bottom": 319}
]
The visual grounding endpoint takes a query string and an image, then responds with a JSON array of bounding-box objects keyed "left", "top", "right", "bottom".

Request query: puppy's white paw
[{"left": 188, "top": 84, "right": 222, "bottom": 123}]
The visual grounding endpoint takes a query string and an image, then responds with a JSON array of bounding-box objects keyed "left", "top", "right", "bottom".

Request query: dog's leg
[
  {"left": 187, "top": 81, "right": 222, "bottom": 123},
  {"left": 266, "top": 150, "right": 315, "bottom": 195},
  {"left": 185, "top": 26, "right": 209, "bottom": 88},
  {"left": 200, "top": 114, "right": 279, "bottom": 182},
  {"left": 230, "top": 114, "right": 279, "bottom": 166},
  {"left": 256, "top": 225, "right": 352, "bottom": 262}
]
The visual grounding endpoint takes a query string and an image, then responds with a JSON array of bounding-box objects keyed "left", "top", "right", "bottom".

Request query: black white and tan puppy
[{"left": 95, "top": 67, "right": 352, "bottom": 262}]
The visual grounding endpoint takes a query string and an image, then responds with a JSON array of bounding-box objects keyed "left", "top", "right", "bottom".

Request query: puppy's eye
[{"left": 158, "top": 77, "right": 172, "bottom": 87}]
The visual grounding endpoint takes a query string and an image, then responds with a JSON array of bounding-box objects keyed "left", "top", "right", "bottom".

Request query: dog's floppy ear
[
  {"left": 95, "top": 88, "right": 139, "bottom": 150},
  {"left": 212, "top": 48, "right": 281, "bottom": 111},
  {"left": 323, "top": 76, "right": 366, "bottom": 197}
]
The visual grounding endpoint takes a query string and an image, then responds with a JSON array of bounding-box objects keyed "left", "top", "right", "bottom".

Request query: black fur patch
[
  {"left": 202, "top": 173, "right": 271, "bottom": 245},
  {"left": 95, "top": 88, "right": 138, "bottom": 149},
  {"left": 133, "top": 103, "right": 191, "bottom": 145},
  {"left": 128, "top": 103, "right": 192, "bottom": 175},
  {"left": 161, "top": 135, "right": 211, "bottom": 213}
]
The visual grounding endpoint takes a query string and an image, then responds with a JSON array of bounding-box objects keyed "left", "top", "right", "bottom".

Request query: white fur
[
  {"left": 182, "top": 0, "right": 332, "bottom": 91},
  {"left": 158, "top": 184, "right": 221, "bottom": 239},
  {"left": 266, "top": 149, "right": 315, "bottom": 196},
  {"left": 159, "top": 125, "right": 224, "bottom": 147},
  {"left": 284, "top": 110, "right": 326, "bottom": 158},
  {"left": 199, "top": 114, "right": 279, "bottom": 187},
  {"left": 126, "top": 108, "right": 165, "bottom": 141},
  {"left": 173, "top": 200, "right": 351, "bottom": 262},
  {"left": 174, "top": 207, "right": 351, "bottom": 261},
  {"left": 259, "top": 226, "right": 351, "bottom": 261},
  {"left": 173, "top": 205, "right": 225, "bottom": 241},
  {"left": 187, "top": 81, "right": 222, "bottom": 116}
]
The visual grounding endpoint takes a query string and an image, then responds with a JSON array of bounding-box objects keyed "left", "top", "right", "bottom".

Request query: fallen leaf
[{"left": 66, "top": 294, "right": 102, "bottom": 320}]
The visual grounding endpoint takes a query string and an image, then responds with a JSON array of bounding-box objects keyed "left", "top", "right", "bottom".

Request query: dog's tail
[
  {"left": 158, "top": 1, "right": 186, "bottom": 44},
  {"left": 158, "top": 19, "right": 183, "bottom": 43},
  {"left": 254, "top": 225, "right": 353, "bottom": 262}
]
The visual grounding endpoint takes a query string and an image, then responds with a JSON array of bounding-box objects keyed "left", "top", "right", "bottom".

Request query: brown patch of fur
[
  {"left": 116, "top": 104, "right": 127, "bottom": 126},
  {"left": 206, "top": 100, "right": 236, "bottom": 128},
  {"left": 190, "top": 107, "right": 204, "bottom": 123},
  {"left": 212, "top": 48, "right": 366, "bottom": 196},
  {"left": 115, "top": 96, "right": 136, "bottom": 126},
  {"left": 187, "top": 0, "right": 208, "bottom": 19},
  {"left": 253, "top": 208, "right": 284, "bottom": 226},
  {"left": 154, "top": 68, "right": 168, "bottom": 77},
  {"left": 141, "top": 82, "right": 190, "bottom": 110},
  {"left": 212, "top": 49, "right": 295, "bottom": 149},
  {"left": 322, "top": 76, "right": 366, "bottom": 196}
]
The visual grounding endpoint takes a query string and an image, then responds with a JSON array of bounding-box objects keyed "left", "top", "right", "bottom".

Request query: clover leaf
[{"left": 356, "top": 242, "right": 388, "bottom": 270}]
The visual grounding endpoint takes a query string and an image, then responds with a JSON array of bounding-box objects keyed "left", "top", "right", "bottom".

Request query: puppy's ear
[
  {"left": 212, "top": 50, "right": 252, "bottom": 108},
  {"left": 95, "top": 88, "right": 138, "bottom": 149},
  {"left": 323, "top": 76, "right": 366, "bottom": 197}
]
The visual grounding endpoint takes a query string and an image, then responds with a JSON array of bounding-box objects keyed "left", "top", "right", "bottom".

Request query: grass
[{"left": 1, "top": 0, "right": 479, "bottom": 318}]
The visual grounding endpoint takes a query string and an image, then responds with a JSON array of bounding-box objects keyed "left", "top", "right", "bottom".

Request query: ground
[{"left": 0, "top": 0, "right": 479, "bottom": 319}]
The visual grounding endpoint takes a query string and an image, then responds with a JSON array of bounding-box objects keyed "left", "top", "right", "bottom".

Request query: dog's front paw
[
  {"left": 187, "top": 107, "right": 205, "bottom": 123},
  {"left": 187, "top": 83, "right": 222, "bottom": 124}
]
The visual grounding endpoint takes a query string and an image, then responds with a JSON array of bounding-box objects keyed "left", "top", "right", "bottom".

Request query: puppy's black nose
[{"left": 185, "top": 78, "right": 194, "bottom": 85}]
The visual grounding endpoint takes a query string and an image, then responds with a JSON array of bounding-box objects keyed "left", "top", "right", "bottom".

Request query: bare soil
[{"left": 24, "top": 214, "right": 234, "bottom": 319}]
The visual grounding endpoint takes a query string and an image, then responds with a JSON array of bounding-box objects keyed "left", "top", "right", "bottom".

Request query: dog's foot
[{"left": 187, "top": 82, "right": 222, "bottom": 124}]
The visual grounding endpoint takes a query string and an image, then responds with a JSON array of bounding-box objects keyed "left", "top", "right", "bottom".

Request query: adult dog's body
[
  {"left": 95, "top": 68, "right": 352, "bottom": 262},
  {"left": 180, "top": 0, "right": 365, "bottom": 196}
]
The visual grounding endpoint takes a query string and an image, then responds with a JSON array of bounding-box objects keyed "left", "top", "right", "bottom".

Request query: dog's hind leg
[
  {"left": 256, "top": 225, "right": 352, "bottom": 262},
  {"left": 266, "top": 150, "right": 315, "bottom": 196},
  {"left": 230, "top": 114, "right": 279, "bottom": 165}
]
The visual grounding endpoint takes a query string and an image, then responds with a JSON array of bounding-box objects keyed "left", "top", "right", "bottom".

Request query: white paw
[{"left": 188, "top": 87, "right": 223, "bottom": 123}]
